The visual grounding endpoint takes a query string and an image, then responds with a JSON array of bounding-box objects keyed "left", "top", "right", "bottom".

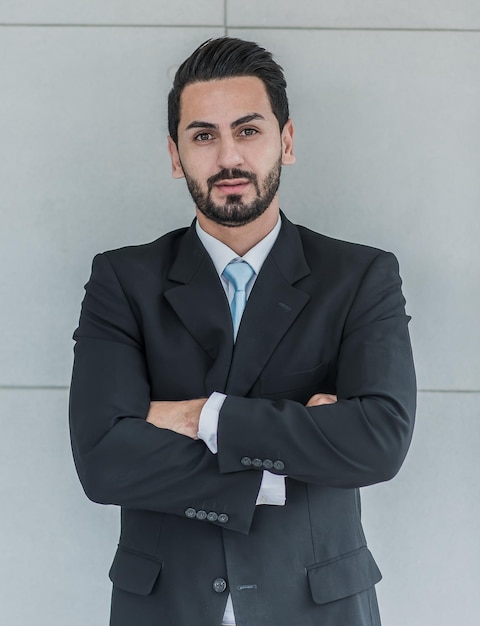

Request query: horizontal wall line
[
  {"left": 230, "top": 25, "right": 480, "bottom": 33},
  {"left": 418, "top": 389, "right": 480, "bottom": 394},
  {"left": 0, "top": 386, "right": 478, "bottom": 393},
  {"left": 0, "top": 385, "right": 69, "bottom": 390},
  {"left": 0, "top": 23, "right": 224, "bottom": 29},
  {"left": 0, "top": 23, "right": 479, "bottom": 33}
]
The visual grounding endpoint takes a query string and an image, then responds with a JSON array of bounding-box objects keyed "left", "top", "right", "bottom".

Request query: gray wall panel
[
  {"left": 0, "top": 389, "right": 119, "bottom": 626},
  {"left": 0, "top": 0, "right": 224, "bottom": 25},
  {"left": 228, "top": 0, "right": 480, "bottom": 29},
  {"left": 229, "top": 28, "right": 480, "bottom": 391},
  {"left": 0, "top": 26, "right": 224, "bottom": 386},
  {"left": 361, "top": 392, "right": 480, "bottom": 625},
  {"left": 1, "top": 6, "right": 478, "bottom": 626}
]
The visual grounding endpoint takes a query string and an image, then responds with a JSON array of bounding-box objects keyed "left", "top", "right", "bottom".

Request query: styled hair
[{"left": 168, "top": 37, "right": 289, "bottom": 144}]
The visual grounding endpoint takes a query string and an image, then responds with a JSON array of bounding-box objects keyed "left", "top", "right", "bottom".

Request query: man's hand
[
  {"left": 146, "top": 398, "right": 207, "bottom": 439},
  {"left": 306, "top": 393, "right": 337, "bottom": 407},
  {"left": 146, "top": 394, "right": 335, "bottom": 439}
]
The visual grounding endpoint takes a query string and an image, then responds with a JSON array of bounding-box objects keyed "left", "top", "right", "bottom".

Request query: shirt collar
[{"left": 195, "top": 215, "right": 282, "bottom": 277}]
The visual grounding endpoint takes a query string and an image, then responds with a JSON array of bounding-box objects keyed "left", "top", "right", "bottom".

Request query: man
[{"left": 69, "top": 37, "right": 416, "bottom": 626}]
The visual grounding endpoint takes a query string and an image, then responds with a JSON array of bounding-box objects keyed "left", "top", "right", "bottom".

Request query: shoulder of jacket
[
  {"left": 296, "top": 224, "right": 392, "bottom": 261},
  {"left": 98, "top": 227, "right": 189, "bottom": 264}
]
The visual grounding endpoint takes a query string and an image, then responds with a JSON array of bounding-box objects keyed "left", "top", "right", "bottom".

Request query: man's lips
[{"left": 213, "top": 179, "right": 250, "bottom": 194}]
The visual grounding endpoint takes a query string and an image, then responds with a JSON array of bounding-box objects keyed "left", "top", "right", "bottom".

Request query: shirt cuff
[
  {"left": 197, "top": 392, "right": 226, "bottom": 454},
  {"left": 256, "top": 472, "right": 286, "bottom": 506},
  {"left": 199, "top": 393, "right": 286, "bottom": 506}
]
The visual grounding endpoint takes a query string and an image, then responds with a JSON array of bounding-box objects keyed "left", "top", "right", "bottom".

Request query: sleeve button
[
  {"left": 262, "top": 459, "right": 273, "bottom": 469},
  {"left": 217, "top": 513, "right": 229, "bottom": 524},
  {"left": 241, "top": 457, "right": 252, "bottom": 467},
  {"left": 196, "top": 510, "right": 207, "bottom": 520},
  {"left": 185, "top": 507, "right": 196, "bottom": 518},
  {"left": 273, "top": 460, "right": 285, "bottom": 471},
  {"left": 207, "top": 512, "right": 218, "bottom": 522},
  {"left": 252, "top": 458, "right": 263, "bottom": 468}
]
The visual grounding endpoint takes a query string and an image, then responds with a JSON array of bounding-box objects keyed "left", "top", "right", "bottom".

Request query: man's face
[{"left": 168, "top": 76, "right": 295, "bottom": 227}]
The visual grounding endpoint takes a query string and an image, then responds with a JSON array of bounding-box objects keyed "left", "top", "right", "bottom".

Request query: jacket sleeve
[
  {"left": 69, "top": 252, "right": 262, "bottom": 534},
  {"left": 217, "top": 251, "right": 416, "bottom": 488}
]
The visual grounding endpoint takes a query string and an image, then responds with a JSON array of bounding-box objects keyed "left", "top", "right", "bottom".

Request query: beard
[{"left": 183, "top": 157, "right": 282, "bottom": 227}]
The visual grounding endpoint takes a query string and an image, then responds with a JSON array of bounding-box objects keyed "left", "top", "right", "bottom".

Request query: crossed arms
[
  {"left": 145, "top": 393, "right": 338, "bottom": 438},
  {"left": 69, "top": 248, "right": 416, "bottom": 534}
]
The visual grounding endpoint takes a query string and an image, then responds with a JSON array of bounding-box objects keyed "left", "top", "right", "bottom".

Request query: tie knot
[{"left": 222, "top": 261, "right": 254, "bottom": 292}]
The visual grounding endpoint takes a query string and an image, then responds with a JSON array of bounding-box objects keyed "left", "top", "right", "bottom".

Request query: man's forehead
[{"left": 178, "top": 76, "right": 273, "bottom": 126}]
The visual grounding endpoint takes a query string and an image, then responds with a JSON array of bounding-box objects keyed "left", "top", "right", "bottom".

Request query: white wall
[{"left": 1, "top": 2, "right": 478, "bottom": 624}]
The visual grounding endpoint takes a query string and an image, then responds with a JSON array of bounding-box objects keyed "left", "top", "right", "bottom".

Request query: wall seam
[
  {"left": 222, "top": 26, "right": 480, "bottom": 33},
  {"left": 0, "top": 386, "right": 479, "bottom": 393},
  {"left": 0, "top": 24, "right": 479, "bottom": 33},
  {"left": 0, "top": 23, "right": 225, "bottom": 29}
]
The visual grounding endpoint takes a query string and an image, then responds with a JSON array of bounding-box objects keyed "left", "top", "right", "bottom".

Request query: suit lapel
[
  {"left": 164, "top": 224, "right": 234, "bottom": 394},
  {"left": 164, "top": 217, "right": 311, "bottom": 397},
  {"left": 225, "top": 216, "right": 311, "bottom": 396}
]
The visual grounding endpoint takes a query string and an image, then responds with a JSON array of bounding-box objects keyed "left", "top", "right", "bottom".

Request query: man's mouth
[{"left": 214, "top": 179, "right": 250, "bottom": 194}]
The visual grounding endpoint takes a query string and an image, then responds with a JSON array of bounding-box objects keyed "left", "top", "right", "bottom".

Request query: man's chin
[{"left": 197, "top": 201, "right": 266, "bottom": 228}]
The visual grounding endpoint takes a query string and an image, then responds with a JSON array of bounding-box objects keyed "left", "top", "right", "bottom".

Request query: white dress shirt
[{"left": 195, "top": 217, "right": 286, "bottom": 625}]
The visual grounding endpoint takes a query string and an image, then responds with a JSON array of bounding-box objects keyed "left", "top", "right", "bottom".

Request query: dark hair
[{"left": 168, "top": 37, "right": 289, "bottom": 144}]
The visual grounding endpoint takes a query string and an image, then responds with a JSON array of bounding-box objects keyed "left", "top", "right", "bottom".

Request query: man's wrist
[
  {"left": 256, "top": 472, "right": 286, "bottom": 506},
  {"left": 197, "top": 392, "right": 227, "bottom": 454}
]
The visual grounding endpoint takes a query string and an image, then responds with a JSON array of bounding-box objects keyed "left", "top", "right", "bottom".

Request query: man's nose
[{"left": 216, "top": 137, "right": 244, "bottom": 170}]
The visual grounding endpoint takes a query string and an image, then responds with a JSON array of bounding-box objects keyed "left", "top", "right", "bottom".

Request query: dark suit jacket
[{"left": 69, "top": 215, "right": 416, "bottom": 626}]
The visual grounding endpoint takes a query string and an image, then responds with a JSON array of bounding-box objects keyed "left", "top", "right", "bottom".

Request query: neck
[{"left": 195, "top": 203, "right": 280, "bottom": 257}]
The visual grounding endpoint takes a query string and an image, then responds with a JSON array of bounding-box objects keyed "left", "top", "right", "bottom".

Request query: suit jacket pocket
[
  {"left": 109, "top": 546, "right": 163, "bottom": 596},
  {"left": 260, "top": 362, "right": 328, "bottom": 396},
  {"left": 307, "top": 546, "right": 381, "bottom": 605}
]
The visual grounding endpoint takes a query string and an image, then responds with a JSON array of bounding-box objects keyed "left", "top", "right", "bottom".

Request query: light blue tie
[{"left": 222, "top": 261, "right": 255, "bottom": 340}]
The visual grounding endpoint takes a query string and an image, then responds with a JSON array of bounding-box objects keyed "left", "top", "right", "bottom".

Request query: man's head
[
  {"left": 167, "top": 38, "right": 295, "bottom": 231},
  {"left": 168, "top": 37, "right": 289, "bottom": 146}
]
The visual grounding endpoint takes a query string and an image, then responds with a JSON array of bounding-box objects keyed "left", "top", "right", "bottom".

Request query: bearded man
[{"left": 69, "top": 37, "right": 416, "bottom": 626}]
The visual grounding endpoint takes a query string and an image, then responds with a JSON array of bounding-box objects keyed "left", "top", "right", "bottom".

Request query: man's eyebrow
[
  {"left": 185, "top": 120, "right": 218, "bottom": 131},
  {"left": 231, "top": 113, "right": 265, "bottom": 128},
  {"left": 184, "top": 113, "right": 266, "bottom": 132}
]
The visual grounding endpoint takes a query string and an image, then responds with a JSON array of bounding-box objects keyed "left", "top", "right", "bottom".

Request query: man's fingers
[{"left": 305, "top": 393, "right": 338, "bottom": 407}]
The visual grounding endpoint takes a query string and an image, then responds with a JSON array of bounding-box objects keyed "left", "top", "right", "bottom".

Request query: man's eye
[
  {"left": 195, "top": 132, "right": 213, "bottom": 142},
  {"left": 240, "top": 128, "right": 258, "bottom": 137}
]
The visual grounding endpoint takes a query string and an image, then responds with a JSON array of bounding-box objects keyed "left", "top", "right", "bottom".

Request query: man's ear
[
  {"left": 167, "top": 136, "right": 185, "bottom": 179},
  {"left": 281, "top": 119, "right": 295, "bottom": 165}
]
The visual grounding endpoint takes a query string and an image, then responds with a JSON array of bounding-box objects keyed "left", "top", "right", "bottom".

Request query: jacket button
[
  {"left": 262, "top": 459, "right": 273, "bottom": 469},
  {"left": 196, "top": 510, "right": 207, "bottom": 520},
  {"left": 241, "top": 457, "right": 252, "bottom": 467},
  {"left": 185, "top": 507, "right": 196, "bottom": 518},
  {"left": 217, "top": 513, "right": 229, "bottom": 524},
  {"left": 207, "top": 512, "right": 218, "bottom": 522},
  {"left": 252, "top": 458, "right": 263, "bottom": 468},
  {"left": 273, "top": 460, "right": 285, "bottom": 471},
  {"left": 212, "top": 578, "right": 227, "bottom": 593}
]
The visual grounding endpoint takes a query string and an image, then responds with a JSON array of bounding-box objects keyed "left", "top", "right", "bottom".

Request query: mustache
[{"left": 207, "top": 169, "right": 258, "bottom": 190}]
